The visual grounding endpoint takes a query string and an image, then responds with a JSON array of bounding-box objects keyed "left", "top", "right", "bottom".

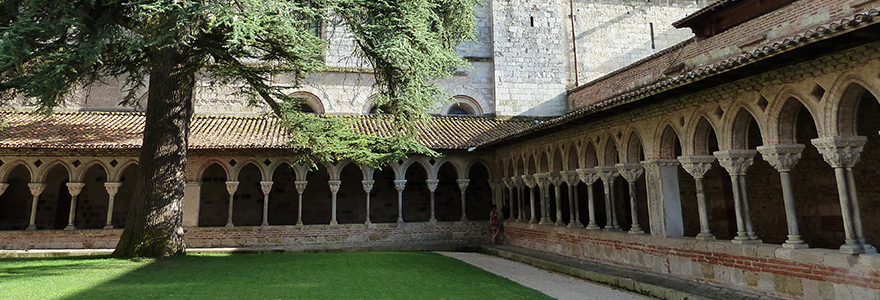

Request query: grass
[{"left": 0, "top": 252, "right": 552, "bottom": 300}]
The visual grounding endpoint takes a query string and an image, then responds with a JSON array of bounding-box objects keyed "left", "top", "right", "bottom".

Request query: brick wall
[{"left": 502, "top": 222, "right": 880, "bottom": 299}]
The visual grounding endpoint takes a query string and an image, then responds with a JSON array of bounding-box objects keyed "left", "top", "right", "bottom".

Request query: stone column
[
  {"left": 27, "top": 183, "right": 46, "bottom": 230},
  {"left": 757, "top": 144, "right": 808, "bottom": 249},
  {"left": 549, "top": 174, "right": 564, "bottom": 226},
  {"left": 595, "top": 166, "right": 621, "bottom": 231},
  {"left": 328, "top": 180, "right": 341, "bottom": 225},
  {"left": 812, "top": 136, "right": 876, "bottom": 254},
  {"left": 641, "top": 159, "right": 684, "bottom": 238},
  {"left": 394, "top": 179, "right": 406, "bottom": 224},
  {"left": 103, "top": 182, "right": 122, "bottom": 229},
  {"left": 295, "top": 180, "right": 307, "bottom": 226},
  {"left": 426, "top": 179, "right": 439, "bottom": 223},
  {"left": 259, "top": 181, "right": 273, "bottom": 227},
  {"left": 0, "top": 183, "right": 8, "bottom": 197},
  {"left": 561, "top": 170, "right": 582, "bottom": 228},
  {"left": 514, "top": 177, "right": 525, "bottom": 222},
  {"left": 64, "top": 182, "right": 85, "bottom": 230},
  {"left": 362, "top": 180, "right": 374, "bottom": 225},
  {"left": 224, "top": 181, "right": 239, "bottom": 228},
  {"left": 576, "top": 169, "right": 601, "bottom": 230},
  {"left": 503, "top": 178, "right": 515, "bottom": 222},
  {"left": 678, "top": 156, "right": 716, "bottom": 240},
  {"left": 457, "top": 179, "right": 470, "bottom": 221},
  {"left": 714, "top": 150, "right": 761, "bottom": 244},
  {"left": 522, "top": 175, "right": 537, "bottom": 223},
  {"left": 616, "top": 163, "right": 645, "bottom": 234},
  {"left": 534, "top": 173, "right": 552, "bottom": 225}
]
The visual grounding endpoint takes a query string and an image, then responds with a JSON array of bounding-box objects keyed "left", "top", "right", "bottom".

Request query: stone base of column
[
  {"left": 103, "top": 225, "right": 114, "bottom": 230},
  {"left": 225, "top": 223, "right": 234, "bottom": 228},
  {"left": 65, "top": 224, "right": 76, "bottom": 230},
  {"left": 628, "top": 229, "right": 645, "bottom": 234},
  {"left": 782, "top": 241, "right": 809, "bottom": 249},
  {"left": 330, "top": 220, "right": 338, "bottom": 226},
  {"left": 840, "top": 243, "right": 877, "bottom": 254},
  {"left": 605, "top": 227, "right": 623, "bottom": 232},
  {"left": 585, "top": 223, "right": 601, "bottom": 230},
  {"left": 539, "top": 219, "right": 552, "bottom": 225},
  {"left": 695, "top": 233, "right": 716, "bottom": 240},
  {"left": 397, "top": 218, "right": 405, "bottom": 225},
  {"left": 731, "top": 238, "right": 762, "bottom": 244},
  {"left": 26, "top": 224, "right": 36, "bottom": 231},
  {"left": 555, "top": 221, "right": 564, "bottom": 226},
  {"left": 296, "top": 221, "right": 303, "bottom": 226},
  {"left": 460, "top": 217, "right": 468, "bottom": 222},
  {"left": 261, "top": 223, "right": 269, "bottom": 227},
  {"left": 529, "top": 218, "right": 537, "bottom": 224},
  {"left": 567, "top": 221, "right": 583, "bottom": 228},
  {"left": 364, "top": 220, "right": 372, "bottom": 226},
  {"left": 429, "top": 218, "right": 437, "bottom": 223}
]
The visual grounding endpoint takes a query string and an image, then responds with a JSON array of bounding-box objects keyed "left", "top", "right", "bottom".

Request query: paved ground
[{"left": 439, "top": 251, "right": 655, "bottom": 300}]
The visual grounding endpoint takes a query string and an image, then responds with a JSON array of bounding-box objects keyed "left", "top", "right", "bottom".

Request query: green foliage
[{"left": 0, "top": 0, "right": 478, "bottom": 163}]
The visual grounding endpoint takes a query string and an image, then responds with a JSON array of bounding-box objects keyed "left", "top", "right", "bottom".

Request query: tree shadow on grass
[
  {"left": 57, "top": 252, "right": 552, "bottom": 300},
  {"left": 0, "top": 255, "right": 126, "bottom": 279}
]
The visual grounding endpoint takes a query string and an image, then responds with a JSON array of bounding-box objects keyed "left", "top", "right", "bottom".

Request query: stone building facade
[{"left": 3, "top": 0, "right": 880, "bottom": 299}]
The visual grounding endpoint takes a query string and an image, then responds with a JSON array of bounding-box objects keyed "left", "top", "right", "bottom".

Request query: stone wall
[{"left": 502, "top": 222, "right": 880, "bottom": 299}]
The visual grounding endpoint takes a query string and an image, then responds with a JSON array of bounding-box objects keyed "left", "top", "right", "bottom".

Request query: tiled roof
[
  {"left": 0, "top": 111, "right": 533, "bottom": 150},
  {"left": 481, "top": 8, "right": 880, "bottom": 147}
]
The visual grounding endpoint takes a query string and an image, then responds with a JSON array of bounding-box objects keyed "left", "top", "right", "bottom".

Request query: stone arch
[
  {"left": 686, "top": 114, "right": 721, "bottom": 155},
  {"left": 466, "top": 158, "right": 494, "bottom": 180},
  {"left": 551, "top": 147, "right": 564, "bottom": 172},
  {"left": 197, "top": 159, "right": 232, "bottom": 182},
  {"left": 402, "top": 159, "right": 430, "bottom": 222},
  {"left": 76, "top": 163, "right": 111, "bottom": 229},
  {"left": 722, "top": 105, "right": 766, "bottom": 150},
  {"left": 656, "top": 123, "right": 682, "bottom": 159},
  {"left": 35, "top": 160, "right": 73, "bottom": 183},
  {"left": 583, "top": 140, "right": 599, "bottom": 168},
  {"left": 336, "top": 162, "right": 365, "bottom": 224},
  {"left": 399, "top": 158, "right": 430, "bottom": 180},
  {"left": 109, "top": 159, "right": 138, "bottom": 182},
  {"left": 563, "top": 142, "right": 578, "bottom": 171},
  {"left": 536, "top": 149, "right": 550, "bottom": 173},
  {"left": 600, "top": 135, "right": 620, "bottom": 166},
  {"left": 433, "top": 157, "right": 463, "bottom": 179},
  {"left": 466, "top": 161, "right": 492, "bottom": 220},
  {"left": 766, "top": 90, "right": 822, "bottom": 144},
  {"left": 231, "top": 160, "right": 268, "bottom": 181},
  {"left": 267, "top": 161, "right": 299, "bottom": 226},
  {"left": 36, "top": 163, "right": 72, "bottom": 229},
  {"left": 0, "top": 160, "right": 34, "bottom": 182},
  {"left": 825, "top": 76, "right": 880, "bottom": 136},
  {"left": 443, "top": 95, "right": 484, "bottom": 116},
  {"left": 75, "top": 160, "right": 110, "bottom": 182},
  {"left": 622, "top": 130, "right": 645, "bottom": 163},
  {"left": 0, "top": 164, "right": 32, "bottom": 230},
  {"left": 436, "top": 161, "right": 461, "bottom": 221},
  {"left": 289, "top": 91, "right": 326, "bottom": 114},
  {"left": 525, "top": 152, "right": 537, "bottom": 175},
  {"left": 265, "top": 159, "right": 296, "bottom": 181}
]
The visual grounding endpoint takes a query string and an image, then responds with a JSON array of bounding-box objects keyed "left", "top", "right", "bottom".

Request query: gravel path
[{"left": 438, "top": 252, "right": 655, "bottom": 300}]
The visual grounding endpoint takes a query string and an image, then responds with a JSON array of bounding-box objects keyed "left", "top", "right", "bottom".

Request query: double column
[
  {"left": 560, "top": 171, "right": 582, "bottom": 228},
  {"left": 26, "top": 183, "right": 46, "bottom": 230},
  {"left": 812, "top": 136, "right": 876, "bottom": 254},
  {"left": 714, "top": 150, "right": 761, "bottom": 244},
  {"left": 549, "top": 174, "right": 565, "bottom": 226},
  {"left": 576, "top": 169, "right": 601, "bottom": 230},
  {"left": 534, "top": 173, "right": 552, "bottom": 225},
  {"left": 757, "top": 144, "right": 808, "bottom": 249},
  {"left": 103, "top": 182, "right": 123, "bottom": 229},
  {"left": 64, "top": 182, "right": 85, "bottom": 230},
  {"left": 616, "top": 163, "right": 644, "bottom": 234},
  {"left": 521, "top": 175, "right": 537, "bottom": 223},
  {"left": 595, "top": 166, "right": 621, "bottom": 231}
]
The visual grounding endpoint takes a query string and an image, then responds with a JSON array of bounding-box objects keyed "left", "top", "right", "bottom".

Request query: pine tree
[{"left": 0, "top": 0, "right": 477, "bottom": 258}]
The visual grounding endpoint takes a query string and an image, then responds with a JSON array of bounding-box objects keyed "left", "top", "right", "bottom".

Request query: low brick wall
[
  {"left": 0, "top": 222, "right": 490, "bottom": 251},
  {"left": 502, "top": 221, "right": 880, "bottom": 300}
]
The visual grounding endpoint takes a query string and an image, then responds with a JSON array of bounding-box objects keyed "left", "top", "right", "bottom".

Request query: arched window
[
  {"left": 289, "top": 91, "right": 325, "bottom": 114},
  {"left": 444, "top": 96, "right": 482, "bottom": 116}
]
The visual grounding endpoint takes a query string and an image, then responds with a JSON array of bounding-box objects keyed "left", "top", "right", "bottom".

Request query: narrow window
[
  {"left": 649, "top": 22, "right": 655, "bottom": 50},
  {"left": 530, "top": 16, "right": 534, "bottom": 27}
]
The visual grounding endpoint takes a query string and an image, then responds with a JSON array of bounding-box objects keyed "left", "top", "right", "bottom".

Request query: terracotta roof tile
[{"left": 0, "top": 111, "right": 532, "bottom": 150}]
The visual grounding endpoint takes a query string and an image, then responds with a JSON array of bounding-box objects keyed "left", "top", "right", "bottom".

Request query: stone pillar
[
  {"left": 362, "top": 180, "right": 374, "bottom": 225},
  {"left": 183, "top": 181, "right": 201, "bottom": 228},
  {"left": 457, "top": 179, "right": 470, "bottom": 221},
  {"left": 576, "top": 169, "right": 600, "bottom": 230},
  {"left": 595, "top": 166, "right": 621, "bottom": 231},
  {"left": 534, "top": 173, "right": 552, "bottom": 225},
  {"left": 426, "top": 179, "right": 439, "bottom": 223},
  {"left": 259, "top": 181, "right": 273, "bottom": 227},
  {"left": 549, "top": 174, "right": 564, "bottom": 226},
  {"left": 103, "top": 182, "right": 123, "bottom": 229},
  {"left": 641, "top": 159, "right": 684, "bottom": 238},
  {"left": 224, "top": 181, "right": 239, "bottom": 228},
  {"left": 64, "top": 182, "right": 85, "bottom": 230},
  {"left": 560, "top": 170, "right": 582, "bottom": 227},
  {"left": 0, "top": 183, "right": 8, "bottom": 196},
  {"left": 503, "top": 178, "right": 515, "bottom": 222},
  {"left": 27, "top": 183, "right": 46, "bottom": 230},
  {"left": 328, "top": 180, "right": 341, "bottom": 225},
  {"left": 757, "top": 144, "right": 809, "bottom": 249},
  {"left": 522, "top": 175, "right": 537, "bottom": 223},
  {"left": 616, "top": 163, "right": 645, "bottom": 234},
  {"left": 812, "top": 136, "right": 876, "bottom": 254},
  {"left": 394, "top": 179, "right": 406, "bottom": 224},
  {"left": 294, "top": 181, "right": 307, "bottom": 226},
  {"left": 514, "top": 177, "right": 525, "bottom": 222},
  {"left": 714, "top": 150, "right": 761, "bottom": 244},
  {"left": 678, "top": 156, "right": 716, "bottom": 240}
]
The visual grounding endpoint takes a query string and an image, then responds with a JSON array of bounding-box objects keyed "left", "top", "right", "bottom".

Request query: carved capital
[
  {"left": 502, "top": 177, "right": 513, "bottom": 188},
  {"left": 559, "top": 170, "right": 579, "bottom": 185},
  {"left": 615, "top": 163, "right": 643, "bottom": 182},
  {"left": 66, "top": 182, "right": 85, "bottom": 197},
  {"left": 423, "top": 179, "right": 438, "bottom": 192},
  {"left": 394, "top": 179, "right": 407, "bottom": 191},
  {"left": 811, "top": 136, "right": 867, "bottom": 168},
  {"left": 104, "top": 182, "right": 123, "bottom": 196},
  {"left": 714, "top": 150, "right": 757, "bottom": 175},
  {"left": 521, "top": 175, "right": 536, "bottom": 188},
  {"left": 677, "top": 155, "right": 716, "bottom": 179},
  {"left": 225, "top": 181, "right": 240, "bottom": 194},
  {"left": 0, "top": 183, "right": 9, "bottom": 196},
  {"left": 576, "top": 168, "right": 599, "bottom": 184},
  {"left": 295, "top": 180, "right": 308, "bottom": 193},
  {"left": 534, "top": 173, "right": 551, "bottom": 188},
  {"left": 361, "top": 180, "right": 375, "bottom": 193},
  {"left": 28, "top": 183, "right": 46, "bottom": 197},
  {"left": 327, "top": 180, "right": 341, "bottom": 193},
  {"left": 260, "top": 181, "right": 274, "bottom": 194},
  {"left": 757, "top": 144, "right": 805, "bottom": 172},
  {"left": 456, "top": 179, "right": 470, "bottom": 190},
  {"left": 594, "top": 166, "right": 619, "bottom": 182}
]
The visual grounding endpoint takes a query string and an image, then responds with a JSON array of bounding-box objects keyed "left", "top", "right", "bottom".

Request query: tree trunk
[{"left": 112, "top": 47, "right": 194, "bottom": 258}]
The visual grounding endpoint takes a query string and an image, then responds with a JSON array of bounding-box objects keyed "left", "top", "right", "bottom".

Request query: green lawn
[{"left": 0, "top": 252, "right": 552, "bottom": 300}]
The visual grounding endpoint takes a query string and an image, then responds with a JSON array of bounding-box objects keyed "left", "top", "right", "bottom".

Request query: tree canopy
[{"left": 0, "top": 0, "right": 479, "bottom": 257}]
